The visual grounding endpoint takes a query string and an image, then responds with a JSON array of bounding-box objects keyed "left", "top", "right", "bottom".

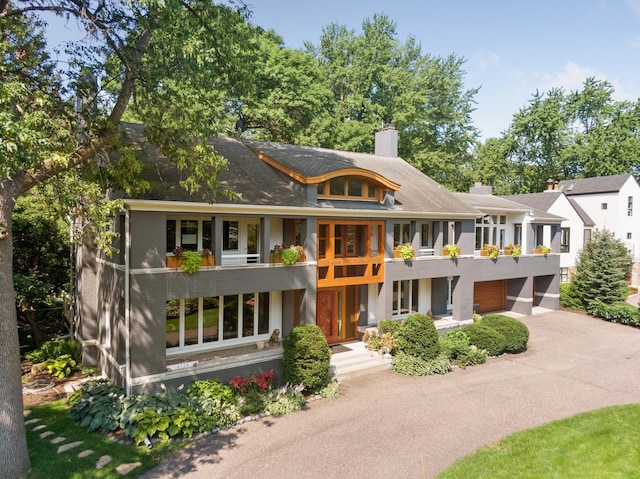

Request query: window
[
  {"left": 475, "top": 216, "right": 506, "bottom": 249},
  {"left": 329, "top": 177, "right": 345, "bottom": 196},
  {"left": 628, "top": 232, "right": 633, "bottom": 240},
  {"left": 584, "top": 229, "right": 592, "bottom": 243},
  {"left": 560, "top": 267, "right": 569, "bottom": 283},
  {"left": 514, "top": 224, "right": 522, "bottom": 246},
  {"left": 421, "top": 223, "right": 431, "bottom": 248},
  {"left": 394, "top": 222, "right": 411, "bottom": 246},
  {"left": 629, "top": 196, "right": 633, "bottom": 216},
  {"left": 166, "top": 292, "right": 270, "bottom": 350},
  {"left": 392, "top": 280, "right": 419, "bottom": 317},
  {"left": 317, "top": 176, "right": 381, "bottom": 200},
  {"left": 223, "top": 220, "right": 238, "bottom": 250},
  {"left": 561, "top": 228, "right": 570, "bottom": 253},
  {"left": 167, "top": 218, "right": 213, "bottom": 253},
  {"left": 601, "top": 203, "right": 608, "bottom": 210}
]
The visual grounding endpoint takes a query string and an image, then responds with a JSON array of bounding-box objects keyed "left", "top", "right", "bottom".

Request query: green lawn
[
  {"left": 25, "top": 400, "right": 181, "bottom": 479},
  {"left": 437, "top": 404, "right": 640, "bottom": 479}
]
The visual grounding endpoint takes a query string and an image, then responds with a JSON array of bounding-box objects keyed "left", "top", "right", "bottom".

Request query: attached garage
[{"left": 473, "top": 280, "right": 507, "bottom": 313}]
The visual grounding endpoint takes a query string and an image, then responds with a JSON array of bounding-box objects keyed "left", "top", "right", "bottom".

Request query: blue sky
[{"left": 248, "top": 0, "right": 640, "bottom": 140}]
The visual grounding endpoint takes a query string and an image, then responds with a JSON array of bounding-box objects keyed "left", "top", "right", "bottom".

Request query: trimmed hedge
[
  {"left": 396, "top": 313, "right": 440, "bottom": 361},
  {"left": 464, "top": 323, "right": 507, "bottom": 356},
  {"left": 282, "top": 324, "right": 331, "bottom": 392},
  {"left": 377, "top": 319, "right": 402, "bottom": 337},
  {"left": 587, "top": 300, "right": 640, "bottom": 328},
  {"left": 480, "top": 314, "right": 529, "bottom": 353}
]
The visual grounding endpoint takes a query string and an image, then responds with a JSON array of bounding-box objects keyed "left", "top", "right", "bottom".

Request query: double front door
[{"left": 316, "top": 286, "right": 358, "bottom": 344}]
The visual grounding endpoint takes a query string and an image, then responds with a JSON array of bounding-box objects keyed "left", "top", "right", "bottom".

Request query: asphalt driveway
[{"left": 140, "top": 311, "right": 640, "bottom": 479}]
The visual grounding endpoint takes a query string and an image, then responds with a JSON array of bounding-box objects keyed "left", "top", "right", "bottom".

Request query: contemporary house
[
  {"left": 557, "top": 174, "right": 640, "bottom": 261},
  {"left": 504, "top": 187, "right": 595, "bottom": 282},
  {"left": 75, "top": 124, "right": 562, "bottom": 394}
]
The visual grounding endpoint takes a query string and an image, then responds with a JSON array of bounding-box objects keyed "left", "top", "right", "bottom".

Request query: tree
[
  {"left": 1, "top": 1, "right": 256, "bottom": 476},
  {"left": 569, "top": 229, "right": 632, "bottom": 308},
  {"left": 307, "top": 14, "right": 480, "bottom": 191}
]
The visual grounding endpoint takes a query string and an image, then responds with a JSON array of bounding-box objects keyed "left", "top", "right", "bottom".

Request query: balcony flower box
[
  {"left": 394, "top": 244, "right": 415, "bottom": 260},
  {"left": 480, "top": 244, "right": 500, "bottom": 260},
  {"left": 442, "top": 245, "right": 460, "bottom": 258},
  {"left": 504, "top": 243, "right": 521, "bottom": 258},
  {"left": 534, "top": 245, "right": 550, "bottom": 256}
]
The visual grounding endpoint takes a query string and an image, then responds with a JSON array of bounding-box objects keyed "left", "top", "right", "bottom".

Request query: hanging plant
[{"left": 181, "top": 251, "right": 202, "bottom": 274}]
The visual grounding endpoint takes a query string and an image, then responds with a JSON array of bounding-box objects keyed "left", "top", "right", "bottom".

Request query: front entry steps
[{"left": 329, "top": 341, "right": 390, "bottom": 379}]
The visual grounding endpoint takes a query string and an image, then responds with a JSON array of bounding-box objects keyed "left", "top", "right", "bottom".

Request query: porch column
[
  {"left": 260, "top": 216, "right": 271, "bottom": 263},
  {"left": 452, "top": 276, "right": 473, "bottom": 322}
]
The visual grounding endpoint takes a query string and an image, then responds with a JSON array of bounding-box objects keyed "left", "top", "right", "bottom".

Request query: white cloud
[{"left": 471, "top": 49, "right": 500, "bottom": 71}]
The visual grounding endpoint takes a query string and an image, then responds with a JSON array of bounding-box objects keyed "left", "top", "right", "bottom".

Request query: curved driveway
[{"left": 140, "top": 311, "right": 640, "bottom": 479}]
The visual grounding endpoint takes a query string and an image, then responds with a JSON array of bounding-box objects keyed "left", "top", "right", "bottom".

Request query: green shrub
[
  {"left": 464, "top": 323, "right": 507, "bottom": 356},
  {"left": 69, "top": 380, "right": 124, "bottom": 433},
  {"left": 282, "top": 324, "right": 331, "bottom": 392},
  {"left": 560, "top": 283, "right": 584, "bottom": 311},
  {"left": 395, "top": 313, "right": 440, "bottom": 361},
  {"left": 391, "top": 353, "right": 452, "bottom": 376},
  {"left": 480, "top": 314, "right": 529, "bottom": 353},
  {"left": 25, "top": 337, "right": 81, "bottom": 364},
  {"left": 455, "top": 345, "right": 488, "bottom": 368},
  {"left": 587, "top": 300, "right": 640, "bottom": 328},
  {"left": 377, "top": 319, "right": 402, "bottom": 336},
  {"left": 318, "top": 379, "right": 341, "bottom": 399},
  {"left": 439, "top": 328, "right": 470, "bottom": 360},
  {"left": 187, "top": 379, "right": 235, "bottom": 405}
]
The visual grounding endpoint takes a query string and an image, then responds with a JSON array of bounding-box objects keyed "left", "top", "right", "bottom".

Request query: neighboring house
[
  {"left": 75, "top": 124, "right": 562, "bottom": 394},
  {"left": 503, "top": 189, "right": 595, "bottom": 282},
  {"left": 557, "top": 174, "right": 640, "bottom": 261}
]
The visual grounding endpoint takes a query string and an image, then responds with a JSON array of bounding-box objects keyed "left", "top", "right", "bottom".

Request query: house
[
  {"left": 503, "top": 188, "right": 595, "bottom": 282},
  {"left": 75, "top": 124, "right": 562, "bottom": 394},
  {"left": 557, "top": 174, "right": 640, "bottom": 261}
]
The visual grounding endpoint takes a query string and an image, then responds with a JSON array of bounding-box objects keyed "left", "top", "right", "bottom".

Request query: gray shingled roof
[
  {"left": 241, "top": 139, "right": 476, "bottom": 215},
  {"left": 557, "top": 174, "right": 636, "bottom": 195},
  {"left": 121, "top": 123, "right": 478, "bottom": 216},
  {"left": 567, "top": 198, "right": 595, "bottom": 226},
  {"left": 503, "top": 191, "right": 563, "bottom": 211},
  {"left": 455, "top": 192, "right": 565, "bottom": 222}
]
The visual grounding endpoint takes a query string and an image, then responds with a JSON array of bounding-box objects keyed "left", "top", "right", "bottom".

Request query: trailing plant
[
  {"left": 480, "top": 314, "right": 530, "bottom": 353},
  {"left": 483, "top": 244, "right": 500, "bottom": 260},
  {"left": 282, "top": 324, "right": 331, "bottom": 392},
  {"left": 397, "top": 243, "right": 414, "bottom": 260},
  {"left": 181, "top": 250, "right": 202, "bottom": 273},
  {"left": 443, "top": 244, "right": 459, "bottom": 258},
  {"left": 281, "top": 246, "right": 300, "bottom": 265},
  {"left": 391, "top": 353, "right": 452, "bottom": 376},
  {"left": 535, "top": 244, "right": 550, "bottom": 255},
  {"left": 505, "top": 243, "right": 521, "bottom": 258},
  {"left": 395, "top": 313, "right": 441, "bottom": 361}
]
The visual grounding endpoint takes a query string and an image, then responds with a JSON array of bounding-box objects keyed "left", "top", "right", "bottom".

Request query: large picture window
[
  {"left": 392, "top": 280, "right": 419, "bottom": 317},
  {"left": 166, "top": 292, "right": 271, "bottom": 350}
]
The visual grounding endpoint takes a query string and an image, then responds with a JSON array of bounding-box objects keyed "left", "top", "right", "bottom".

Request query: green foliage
[
  {"left": 282, "top": 324, "right": 331, "bottom": 392},
  {"left": 439, "top": 328, "right": 488, "bottom": 368},
  {"left": 264, "top": 383, "right": 306, "bottom": 416},
  {"left": 560, "top": 282, "right": 585, "bottom": 310},
  {"left": 587, "top": 300, "right": 640, "bottom": 328},
  {"left": 395, "top": 313, "right": 441, "bottom": 361},
  {"left": 464, "top": 323, "right": 507, "bottom": 357},
  {"left": 317, "top": 379, "right": 341, "bottom": 399},
  {"left": 281, "top": 247, "right": 299, "bottom": 265},
  {"left": 570, "top": 229, "right": 632, "bottom": 307},
  {"left": 186, "top": 379, "right": 235, "bottom": 404},
  {"left": 181, "top": 250, "right": 202, "bottom": 274},
  {"left": 44, "top": 354, "right": 78, "bottom": 378},
  {"left": 398, "top": 244, "right": 414, "bottom": 260},
  {"left": 479, "top": 314, "right": 529, "bottom": 353},
  {"left": 25, "top": 338, "right": 81, "bottom": 364},
  {"left": 391, "top": 353, "right": 452, "bottom": 376},
  {"left": 69, "top": 380, "right": 124, "bottom": 433},
  {"left": 377, "top": 319, "right": 402, "bottom": 336}
]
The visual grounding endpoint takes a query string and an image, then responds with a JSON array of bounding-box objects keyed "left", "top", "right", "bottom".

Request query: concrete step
[{"left": 330, "top": 341, "right": 391, "bottom": 379}]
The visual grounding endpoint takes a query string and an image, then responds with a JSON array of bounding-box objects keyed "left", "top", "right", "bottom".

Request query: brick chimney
[{"left": 375, "top": 124, "right": 398, "bottom": 157}]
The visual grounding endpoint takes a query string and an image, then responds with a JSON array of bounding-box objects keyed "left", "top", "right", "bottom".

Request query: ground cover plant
[{"left": 436, "top": 404, "right": 640, "bottom": 479}]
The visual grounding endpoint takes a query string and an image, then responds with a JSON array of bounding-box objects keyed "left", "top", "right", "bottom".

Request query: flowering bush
[{"left": 230, "top": 370, "right": 275, "bottom": 393}]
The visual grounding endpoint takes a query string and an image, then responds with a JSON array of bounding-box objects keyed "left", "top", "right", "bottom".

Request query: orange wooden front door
[
  {"left": 316, "top": 289, "right": 337, "bottom": 341},
  {"left": 317, "top": 287, "right": 358, "bottom": 344}
]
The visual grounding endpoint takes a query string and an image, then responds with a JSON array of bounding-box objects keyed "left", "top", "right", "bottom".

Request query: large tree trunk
[{"left": 0, "top": 186, "right": 31, "bottom": 478}]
